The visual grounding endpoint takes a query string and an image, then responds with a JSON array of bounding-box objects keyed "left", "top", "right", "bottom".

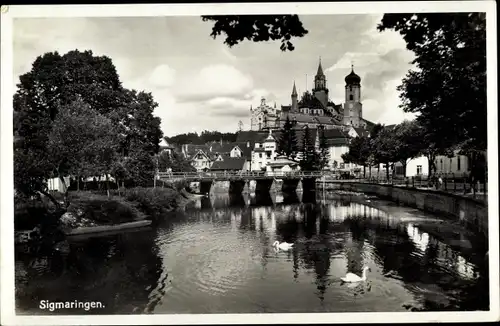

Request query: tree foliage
[
  {"left": 378, "top": 13, "right": 486, "bottom": 165},
  {"left": 299, "top": 125, "right": 320, "bottom": 171},
  {"left": 165, "top": 130, "right": 238, "bottom": 146},
  {"left": 341, "top": 135, "right": 370, "bottom": 176},
  {"left": 201, "top": 15, "right": 308, "bottom": 51},
  {"left": 391, "top": 120, "right": 423, "bottom": 176},
  {"left": 158, "top": 151, "right": 196, "bottom": 173},
  {"left": 318, "top": 126, "right": 330, "bottom": 170},
  {"left": 14, "top": 49, "right": 163, "bottom": 201},
  {"left": 277, "top": 116, "right": 299, "bottom": 159}
]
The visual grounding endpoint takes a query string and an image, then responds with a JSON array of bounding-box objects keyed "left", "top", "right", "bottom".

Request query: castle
[{"left": 250, "top": 59, "right": 372, "bottom": 131}]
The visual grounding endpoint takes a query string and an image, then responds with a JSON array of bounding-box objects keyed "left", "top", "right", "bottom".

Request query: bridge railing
[{"left": 157, "top": 171, "right": 327, "bottom": 179}]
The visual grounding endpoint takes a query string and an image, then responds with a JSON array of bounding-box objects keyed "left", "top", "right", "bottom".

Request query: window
[
  {"left": 457, "top": 156, "right": 461, "bottom": 171},
  {"left": 416, "top": 165, "right": 422, "bottom": 175},
  {"left": 349, "top": 94, "right": 353, "bottom": 101},
  {"left": 440, "top": 159, "right": 443, "bottom": 171},
  {"left": 259, "top": 153, "right": 262, "bottom": 158}
]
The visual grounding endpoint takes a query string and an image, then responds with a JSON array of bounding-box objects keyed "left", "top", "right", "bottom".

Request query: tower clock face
[{"left": 349, "top": 103, "right": 353, "bottom": 108}]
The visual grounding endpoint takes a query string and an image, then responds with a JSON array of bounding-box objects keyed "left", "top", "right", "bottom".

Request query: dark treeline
[{"left": 165, "top": 131, "right": 238, "bottom": 146}]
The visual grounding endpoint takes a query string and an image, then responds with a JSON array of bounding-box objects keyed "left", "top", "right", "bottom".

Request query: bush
[
  {"left": 14, "top": 198, "right": 49, "bottom": 231},
  {"left": 118, "top": 187, "right": 180, "bottom": 223},
  {"left": 67, "top": 191, "right": 146, "bottom": 224}
]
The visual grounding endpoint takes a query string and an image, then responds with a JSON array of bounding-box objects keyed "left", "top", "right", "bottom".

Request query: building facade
[{"left": 250, "top": 59, "right": 373, "bottom": 132}]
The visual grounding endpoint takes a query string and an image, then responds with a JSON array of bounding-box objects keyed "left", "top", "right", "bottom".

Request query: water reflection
[{"left": 16, "top": 193, "right": 488, "bottom": 314}]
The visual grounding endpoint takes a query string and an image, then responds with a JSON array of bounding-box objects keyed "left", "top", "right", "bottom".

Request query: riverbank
[
  {"left": 319, "top": 181, "right": 488, "bottom": 238},
  {"left": 14, "top": 183, "right": 198, "bottom": 246}
]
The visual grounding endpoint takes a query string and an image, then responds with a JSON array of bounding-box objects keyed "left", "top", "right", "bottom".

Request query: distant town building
[{"left": 249, "top": 59, "right": 375, "bottom": 132}]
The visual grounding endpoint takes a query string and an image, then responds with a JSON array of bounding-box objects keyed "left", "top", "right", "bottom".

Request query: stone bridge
[{"left": 157, "top": 171, "right": 326, "bottom": 194}]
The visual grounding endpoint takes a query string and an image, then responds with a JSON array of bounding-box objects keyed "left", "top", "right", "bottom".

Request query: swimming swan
[
  {"left": 273, "top": 241, "right": 294, "bottom": 250},
  {"left": 341, "top": 266, "right": 371, "bottom": 283}
]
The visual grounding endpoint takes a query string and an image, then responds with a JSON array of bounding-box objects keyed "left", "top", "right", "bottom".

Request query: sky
[{"left": 13, "top": 15, "right": 417, "bottom": 137}]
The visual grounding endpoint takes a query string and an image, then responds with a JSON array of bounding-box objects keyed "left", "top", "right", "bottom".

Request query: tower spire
[
  {"left": 292, "top": 81, "right": 297, "bottom": 96},
  {"left": 316, "top": 56, "right": 324, "bottom": 76}
]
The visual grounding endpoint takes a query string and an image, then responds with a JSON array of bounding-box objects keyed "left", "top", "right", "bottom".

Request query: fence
[
  {"left": 157, "top": 171, "right": 327, "bottom": 180},
  {"left": 353, "top": 174, "right": 488, "bottom": 201}
]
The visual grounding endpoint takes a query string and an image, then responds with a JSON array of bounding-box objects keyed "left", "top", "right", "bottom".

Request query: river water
[{"left": 15, "top": 191, "right": 489, "bottom": 314}]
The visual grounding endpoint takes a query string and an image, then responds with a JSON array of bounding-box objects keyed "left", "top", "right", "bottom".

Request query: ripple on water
[{"left": 156, "top": 223, "right": 259, "bottom": 300}]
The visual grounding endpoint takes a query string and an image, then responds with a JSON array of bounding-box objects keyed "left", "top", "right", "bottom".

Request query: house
[
  {"left": 159, "top": 138, "right": 175, "bottom": 156},
  {"left": 210, "top": 157, "right": 249, "bottom": 172},
  {"left": 434, "top": 151, "right": 470, "bottom": 176},
  {"left": 251, "top": 130, "right": 279, "bottom": 171},
  {"left": 394, "top": 156, "right": 429, "bottom": 177},
  {"left": 266, "top": 155, "right": 300, "bottom": 174},
  {"left": 181, "top": 144, "right": 210, "bottom": 159},
  {"left": 230, "top": 145, "right": 244, "bottom": 158},
  {"left": 191, "top": 149, "right": 212, "bottom": 171},
  {"left": 47, "top": 176, "right": 71, "bottom": 192}
]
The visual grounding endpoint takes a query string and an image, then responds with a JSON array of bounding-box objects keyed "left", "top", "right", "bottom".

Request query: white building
[
  {"left": 393, "top": 156, "right": 429, "bottom": 177},
  {"left": 434, "top": 151, "right": 470, "bottom": 176},
  {"left": 191, "top": 150, "right": 212, "bottom": 171},
  {"left": 250, "top": 131, "right": 278, "bottom": 171}
]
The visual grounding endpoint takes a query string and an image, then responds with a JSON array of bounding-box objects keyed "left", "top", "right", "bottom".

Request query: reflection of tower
[
  {"left": 344, "top": 220, "right": 365, "bottom": 276},
  {"left": 313, "top": 245, "right": 331, "bottom": 302},
  {"left": 302, "top": 203, "right": 318, "bottom": 239}
]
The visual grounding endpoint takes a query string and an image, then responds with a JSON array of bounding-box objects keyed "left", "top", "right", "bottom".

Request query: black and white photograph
[{"left": 1, "top": 2, "right": 498, "bottom": 325}]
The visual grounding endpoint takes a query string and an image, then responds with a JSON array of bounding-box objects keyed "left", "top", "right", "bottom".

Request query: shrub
[
  {"left": 67, "top": 191, "right": 145, "bottom": 224},
  {"left": 119, "top": 187, "right": 180, "bottom": 223},
  {"left": 14, "top": 198, "right": 49, "bottom": 231}
]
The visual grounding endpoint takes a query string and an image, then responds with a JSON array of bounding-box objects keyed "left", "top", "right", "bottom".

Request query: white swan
[
  {"left": 273, "top": 241, "right": 294, "bottom": 250},
  {"left": 341, "top": 266, "right": 371, "bottom": 283}
]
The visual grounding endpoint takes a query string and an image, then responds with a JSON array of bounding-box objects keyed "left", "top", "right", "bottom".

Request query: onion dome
[{"left": 345, "top": 65, "right": 361, "bottom": 85}]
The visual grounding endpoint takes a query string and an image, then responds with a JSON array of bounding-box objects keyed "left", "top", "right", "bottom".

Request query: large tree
[
  {"left": 372, "top": 126, "right": 398, "bottom": 180},
  {"left": 341, "top": 135, "right": 370, "bottom": 177},
  {"left": 158, "top": 151, "right": 196, "bottom": 173},
  {"left": 201, "top": 15, "right": 308, "bottom": 52},
  {"left": 392, "top": 120, "right": 423, "bottom": 177},
  {"left": 378, "top": 13, "right": 486, "bottom": 178},
  {"left": 318, "top": 126, "right": 330, "bottom": 170},
  {"left": 277, "top": 115, "right": 299, "bottom": 159},
  {"left": 48, "top": 98, "right": 120, "bottom": 198},
  {"left": 14, "top": 49, "right": 163, "bottom": 200},
  {"left": 299, "top": 125, "right": 320, "bottom": 171}
]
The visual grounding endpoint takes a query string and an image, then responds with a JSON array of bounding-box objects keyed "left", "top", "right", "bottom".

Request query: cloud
[
  {"left": 203, "top": 97, "right": 252, "bottom": 118},
  {"left": 12, "top": 14, "right": 417, "bottom": 136},
  {"left": 148, "top": 64, "right": 176, "bottom": 88},
  {"left": 175, "top": 64, "right": 254, "bottom": 102}
]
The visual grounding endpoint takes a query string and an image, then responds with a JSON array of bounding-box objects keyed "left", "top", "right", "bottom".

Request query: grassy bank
[{"left": 14, "top": 182, "right": 193, "bottom": 232}]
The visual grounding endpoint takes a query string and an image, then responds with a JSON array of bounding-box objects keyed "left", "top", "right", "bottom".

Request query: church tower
[
  {"left": 343, "top": 65, "right": 363, "bottom": 127},
  {"left": 291, "top": 81, "right": 298, "bottom": 112},
  {"left": 313, "top": 57, "right": 329, "bottom": 108}
]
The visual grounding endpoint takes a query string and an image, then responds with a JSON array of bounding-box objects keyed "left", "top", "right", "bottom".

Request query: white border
[{"left": 1, "top": 2, "right": 498, "bottom": 325}]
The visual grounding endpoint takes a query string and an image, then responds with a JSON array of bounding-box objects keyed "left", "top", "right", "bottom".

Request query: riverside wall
[{"left": 320, "top": 181, "right": 488, "bottom": 237}]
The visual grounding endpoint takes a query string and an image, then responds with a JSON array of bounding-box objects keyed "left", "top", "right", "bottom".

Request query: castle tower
[
  {"left": 291, "top": 81, "right": 298, "bottom": 112},
  {"left": 313, "top": 57, "right": 329, "bottom": 108},
  {"left": 343, "top": 65, "right": 363, "bottom": 127}
]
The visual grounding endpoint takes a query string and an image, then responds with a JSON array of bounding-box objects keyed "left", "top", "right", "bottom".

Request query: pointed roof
[
  {"left": 292, "top": 81, "right": 297, "bottom": 96},
  {"left": 316, "top": 57, "right": 324, "bottom": 76}
]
